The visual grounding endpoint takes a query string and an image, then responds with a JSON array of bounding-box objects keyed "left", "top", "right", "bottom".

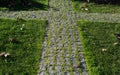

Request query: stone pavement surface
[
  {"left": 1, "top": 11, "right": 120, "bottom": 23},
  {"left": 0, "top": 11, "right": 48, "bottom": 20},
  {"left": 1, "top": 0, "right": 120, "bottom": 75}
]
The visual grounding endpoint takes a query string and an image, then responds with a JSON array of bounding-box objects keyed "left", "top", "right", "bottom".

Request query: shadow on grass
[
  {"left": 72, "top": 0, "right": 120, "bottom": 5},
  {"left": 0, "top": 0, "right": 48, "bottom": 11}
]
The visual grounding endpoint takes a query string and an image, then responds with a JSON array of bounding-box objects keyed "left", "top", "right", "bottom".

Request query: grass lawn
[
  {"left": 77, "top": 21, "right": 120, "bottom": 75},
  {"left": 0, "top": 19, "right": 46, "bottom": 75},
  {"left": 72, "top": 1, "right": 120, "bottom": 13},
  {"left": 0, "top": 0, "right": 48, "bottom": 11}
]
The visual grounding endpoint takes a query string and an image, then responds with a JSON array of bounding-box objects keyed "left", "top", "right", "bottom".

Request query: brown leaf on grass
[
  {"left": 0, "top": 52, "right": 6, "bottom": 56},
  {"left": 8, "top": 37, "right": 17, "bottom": 43},
  {"left": 113, "top": 42, "right": 118, "bottom": 45},
  {"left": 85, "top": 8, "right": 88, "bottom": 11},
  {"left": 0, "top": 52, "right": 10, "bottom": 58},
  {"left": 114, "top": 34, "right": 120, "bottom": 40},
  {"left": 102, "top": 48, "right": 107, "bottom": 52},
  {"left": 4, "top": 53, "right": 10, "bottom": 58}
]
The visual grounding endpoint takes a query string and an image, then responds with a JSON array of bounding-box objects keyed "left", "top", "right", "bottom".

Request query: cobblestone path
[
  {"left": 1, "top": 11, "right": 120, "bottom": 23},
  {"left": 38, "top": 0, "right": 88, "bottom": 75},
  {"left": 0, "top": 11, "right": 48, "bottom": 20},
  {"left": 1, "top": 0, "right": 120, "bottom": 75}
]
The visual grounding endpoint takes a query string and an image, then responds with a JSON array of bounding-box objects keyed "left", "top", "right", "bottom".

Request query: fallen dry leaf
[
  {"left": 113, "top": 42, "right": 118, "bottom": 45},
  {"left": 102, "top": 48, "right": 107, "bottom": 52}
]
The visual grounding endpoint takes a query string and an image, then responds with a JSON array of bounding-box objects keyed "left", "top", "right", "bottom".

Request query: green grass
[
  {"left": 0, "top": 0, "right": 48, "bottom": 11},
  {"left": 72, "top": 1, "right": 120, "bottom": 13},
  {"left": 0, "top": 19, "right": 46, "bottom": 75},
  {"left": 77, "top": 21, "right": 120, "bottom": 75}
]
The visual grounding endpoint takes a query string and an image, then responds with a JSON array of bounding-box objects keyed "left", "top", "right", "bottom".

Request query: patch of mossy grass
[
  {"left": 0, "top": 0, "right": 48, "bottom": 11},
  {"left": 72, "top": 0, "right": 120, "bottom": 13},
  {"left": 77, "top": 21, "right": 120, "bottom": 75},
  {"left": 0, "top": 18, "right": 46, "bottom": 75}
]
